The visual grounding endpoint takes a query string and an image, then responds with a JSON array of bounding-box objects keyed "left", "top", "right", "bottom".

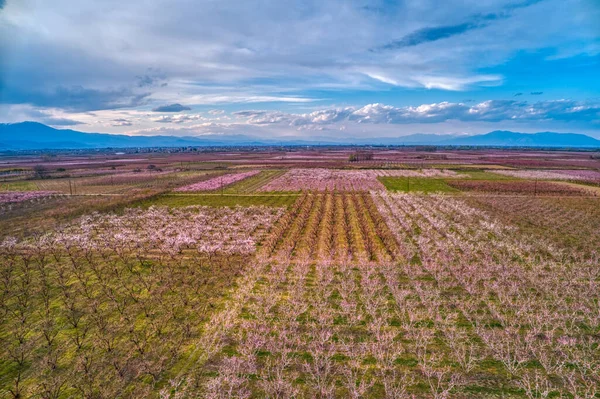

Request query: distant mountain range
[
  {"left": 429, "top": 131, "right": 600, "bottom": 147},
  {"left": 0, "top": 122, "right": 268, "bottom": 150},
  {"left": 1, "top": 122, "right": 599, "bottom": 150}
]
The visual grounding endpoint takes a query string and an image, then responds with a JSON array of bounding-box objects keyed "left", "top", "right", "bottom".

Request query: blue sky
[{"left": 0, "top": 0, "right": 599, "bottom": 139}]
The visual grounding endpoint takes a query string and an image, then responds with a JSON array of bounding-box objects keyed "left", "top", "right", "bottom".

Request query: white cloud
[
  {"left": 111, "top": 118, "right": 133, "bottom": 127},
  {"left": 6, "top": 99, "right": 598, "bottom": 138},
  {"left": 1, "top": 0, "right": 598, "bottom": 141},
  {"left": 1, "top": 0, "right": 597, "bottom": 114},
  {"left": 362, "top": 72, "right": 400, "bottom": 86},
  {"left": 152, "top": 114, "right": 207, "bottom": 124},
  {"left": 412, "top": 75, "right": 502, "bottom": 91},
  {"left": 234, "top": 99, "right": 600, "bottom": 127}
]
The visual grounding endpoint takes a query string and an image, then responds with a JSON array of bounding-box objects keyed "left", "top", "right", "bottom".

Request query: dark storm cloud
[{"left": 151, "top": 103, "right": 192, "bottom": 112}]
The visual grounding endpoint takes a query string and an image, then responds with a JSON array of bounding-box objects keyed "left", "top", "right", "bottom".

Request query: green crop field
[
  {"left": 222, "top": 170, "right": 288, "bottom": 193},
  {"left": 378, "top": 176, "right": 459, "bottom": 193}
]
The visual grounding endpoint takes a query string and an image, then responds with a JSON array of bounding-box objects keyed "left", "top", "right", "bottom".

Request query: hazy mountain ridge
[{"left": 1, "top": 122, "right": 599, "bottom": 150}]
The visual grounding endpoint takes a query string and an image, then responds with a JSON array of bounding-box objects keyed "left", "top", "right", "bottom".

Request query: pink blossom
[
  {"left": 259, "top": 168, "right": 462, "bottom": 191},
  {"left": 50, "top": 205, "right": 283, "bottom": 255},
  {"left": 0, "top": 191, "right": 57, "bottom": 204},
  {"left": 175, "top": 171, "right": 260, "bottom": 192},
  {"left": 490, "top": 169, "right": 600, "bottom": 182}
]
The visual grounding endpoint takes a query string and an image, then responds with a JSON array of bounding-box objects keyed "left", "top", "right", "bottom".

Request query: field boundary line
[{"left": 166, "top": 193, "right": 300, "bottom": 197}]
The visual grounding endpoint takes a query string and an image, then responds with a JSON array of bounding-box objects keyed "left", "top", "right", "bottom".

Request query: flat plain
[{"left": 0, "top": 147, "right": 599, "bottom": 398}]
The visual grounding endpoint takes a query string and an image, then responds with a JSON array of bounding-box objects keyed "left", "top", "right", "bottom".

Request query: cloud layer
[
  {"left": 120, "top": 99, "right": 599, "bottom": 138},
  {"left": 233, "top": 100, "right": 600, "bottom": 126},
  {"left": 0, "top": 0, "right": 598, "bottom": 137}
]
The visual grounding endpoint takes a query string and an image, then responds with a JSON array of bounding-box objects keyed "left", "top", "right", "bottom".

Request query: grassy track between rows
[
  {"left": 222, "top": 170, "right": 288, "bottom": 193},
  {"left": 378, "top": 176, "right": 459, "bottom": 193},
  {"left": 137, "top": 193, "right": 299, "bottom": 208}
]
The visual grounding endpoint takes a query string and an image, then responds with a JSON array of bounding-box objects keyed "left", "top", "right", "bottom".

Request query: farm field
[
  {"left": 378, "top": 177, "right": 459, "bottom": 193},
  {"left": 488, "top": 169, "right": 600, "bottom": 182},
  {"left": 446, "top": 180, "right": 590, "bottom": 196},
  {"left": 175, "top": 171, "right": 261, "bottom": 192},
  {"left": 0, "top": 148, "right": 599, "bottom": 398},
  {"left": 139, "top": 193, "right": 299, "bottom": 208},
  {"left": 258, "top": 168, "right": 463, "bottom": 192},
  {"left": 223, "top": 170, "right": 288, "bottom": 194}
]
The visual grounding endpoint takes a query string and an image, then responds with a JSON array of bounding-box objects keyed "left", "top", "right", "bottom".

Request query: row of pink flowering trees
[
  {"left": 259, "top": 168, "right": 462, "bottom": 191},
  {"left": 194, "top": 191, "right": 597, "bottom": 397},
  {"left": 175, "top": 170, "right": 259, "bottom": 192},
  {"left": 372, "top": 192, "right": 599, "bottom": 398}
]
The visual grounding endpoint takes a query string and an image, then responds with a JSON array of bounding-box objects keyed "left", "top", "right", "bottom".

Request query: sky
[{"left": 0, "top": 0, "right": 599, "bottom": 140}]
